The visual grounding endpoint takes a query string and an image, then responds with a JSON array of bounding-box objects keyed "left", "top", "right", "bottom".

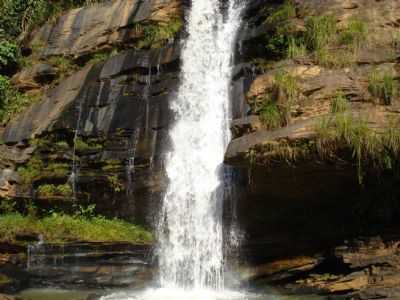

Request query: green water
[{"left": 16, "top": 288, "right": 326, "bottom": 300}]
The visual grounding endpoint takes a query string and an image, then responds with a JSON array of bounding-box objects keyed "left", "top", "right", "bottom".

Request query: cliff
[{"left": 0, "top": 0, "right": 400, "bottom": 299}]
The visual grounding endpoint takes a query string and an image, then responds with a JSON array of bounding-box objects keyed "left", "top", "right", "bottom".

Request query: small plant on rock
[
  {"left": 338, "top": 19, "right": 368, "bottom": 49},
  {"left": 368, "top": 70, "right": 398, "bottom": 105},
  {"left": 259, "top": 101, "right": 282, "bottom": 129},
  {"left": 331, "top": 92, "right": 349, "bottom": 114},
  {"left": 305, "top": 15, "right": 337, "bottom": 52}
]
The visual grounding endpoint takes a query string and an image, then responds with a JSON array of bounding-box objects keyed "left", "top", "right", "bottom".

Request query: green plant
[
  {"left": 0, "top": 200, "right": 16, "bottom": 214},
  {"left": 37, "top": 183, "right": 72, "bottom": 198},
  {"left": 287, "top": 36, "right": 307, "bottom": 59},
  {"left": 259, "top": 102, "right": 282, "bottom": 129},
  {"left": 331, "top": 92, "right": 349, "bottom": 114},
  {"left": 17, "top": 156, "right": 44, "bottom": 184},
  {"left": 55, "top": 140, "right": 70, "bottom": 149},
  {"left": 338, "top": 19, "right": 368, "bottom": 49},
  {"left": 315, "top": 114, "right": 382, "bottom": 183},
  {"left": 137, "top": 18, "right": 183, "bottom": 49},
  {"left": 0, "top": 75, "right": 37, "bottom": 122},
  {"left": 314, "top": 47, "right": 353, "bottom": 68},
  {"left": 0, "top": 40, "right": 18, "bottom": 71},
  {"left": 305, "top": 15, "right": 337, "bottom": 51},
  {"left": 266, "top": 1, "right": 296, "bottom": 24},
  {"left": 0, "top": 212, "right": 153, "bottom": 244},
  {"left": 107, "top": 175, "right": 124, "bottom": 193},
  {"left": 0, "top": 0, "right": 103, "bottom": 39},
  {"left": 392, "top": 31, "right": 400, "bottom": 49},
  {"left": 368, "top": 70, "right": 398, "bottom": 105},
  {"left": 74, "top": 204, "right": 96, "bottom": 218},
  {"left": 75, "top": 137, "right": 103, "bottom": 152}
]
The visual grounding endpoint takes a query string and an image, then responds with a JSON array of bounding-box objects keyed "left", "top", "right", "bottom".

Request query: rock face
[
  {"left": 1, "top": 0, "right": 400, "bottom": 299},
  {"left": 29, "top": 0, "right": 182, "bottom": 58}
]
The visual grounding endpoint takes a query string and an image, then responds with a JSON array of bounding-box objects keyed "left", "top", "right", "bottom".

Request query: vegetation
[
  {"left": 259, "top": 102, "right": 282, "bottom": 129},
  {"left": 338, "top": 19, "right": 368, "bottom": 49},
  {"left": 315, "top": 112, "right": 400, "bottom": 183},
  {"left": 255, "top": 72, "right": 298, "bottom": 128},
  {"left": 266, "top": 1, "right": 296, "bottom": 24},
  {"left": 37, "top": 183, "right": 73, "bottom": 198},
  {"left": 304, "top": 15, "right": 337, "bottom": 52},
  {"left": 107, "top": 175, "right": 124, "bottom": 193},
  {"left": 0, "top": 0, "right": 103, "bottom": 39},
  {"left": 17, "top": 156, "right": 70, "bottom": 184},
  {"left": 263, "top": 2, "right": 370, "bottom": 68},
  {"left": 136, "top": 18, "right": 184, "bottom": 49},
  {"left": 368, "top": 70, "right": 398, "bottom": 105},
  {"left": 331, "top": 92, "right": 349, "bottom": 114},
  {"left": 287, "top": 36, "right": 307, "bottom": 60},
  {"left": 0, "top": 75, "right": 35, "bottom": 122},
  {"left": 0, "top": 40, "right": 19, "bottom": 72},
  {"left": 75, "top": 137, "right": 103, "bottom": 152},
  {"left": 0, "top": 212, "right": 152, "bottom": 244}
]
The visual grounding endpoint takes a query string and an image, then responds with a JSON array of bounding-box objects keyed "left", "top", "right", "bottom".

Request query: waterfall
[
  {"left": 101, "top": 1, "right": 245, "bottom": 299},
  {"left": 158, "top": 0, "right": 244, "bottom": 290}
]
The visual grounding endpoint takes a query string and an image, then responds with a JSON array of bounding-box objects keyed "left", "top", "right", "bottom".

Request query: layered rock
[{"left": 28, "top": 0, "right": 183, "bottom": 58}]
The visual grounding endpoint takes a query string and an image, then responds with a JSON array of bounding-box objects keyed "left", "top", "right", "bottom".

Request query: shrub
[
  {"left": 368, "top": 70, "right": 398, "bottom": 105},
  {"left": 0, "top": 41, "right": 19, "bottom": 73}
]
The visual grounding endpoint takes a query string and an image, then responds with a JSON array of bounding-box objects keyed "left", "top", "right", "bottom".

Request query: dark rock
[{"left": 27, "top": 242, "right": 153, "bottom": 289}]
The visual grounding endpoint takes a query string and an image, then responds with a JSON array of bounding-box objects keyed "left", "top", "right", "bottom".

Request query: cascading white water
[
  {"left": 158, "top": 0, "right": 244, "bottom": 290},
  {"left": 101, "top": 1, "right": 245, "bottom": 299}
]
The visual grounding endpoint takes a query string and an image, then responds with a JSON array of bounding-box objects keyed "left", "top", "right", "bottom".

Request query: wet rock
[{"left": 27, "top": 242, "right": 154, "bottom": 289}]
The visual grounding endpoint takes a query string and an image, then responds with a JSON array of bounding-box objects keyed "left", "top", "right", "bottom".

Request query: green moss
[
  {"left": 102, "top": 159, "right": 122, "bottom": 171},
  {"left": 0, "top": 213, "right": 153, "bottom": 244},
  {"left": 55, "top": 140, "right": 70, "bottom": 150},
  {"left": 75, "top": 137, "right": 103, "bottom": 152},
  {"left": 45, "top": 163, "right": 70, "bottom": 177},
  {"left": 37, "top": 183, "right": 72, "bottom": 198}
]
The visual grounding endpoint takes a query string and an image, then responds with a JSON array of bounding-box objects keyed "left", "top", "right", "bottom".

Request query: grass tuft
[{"left": 368, "top": 70, "right": 398, "bottom": 105}]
